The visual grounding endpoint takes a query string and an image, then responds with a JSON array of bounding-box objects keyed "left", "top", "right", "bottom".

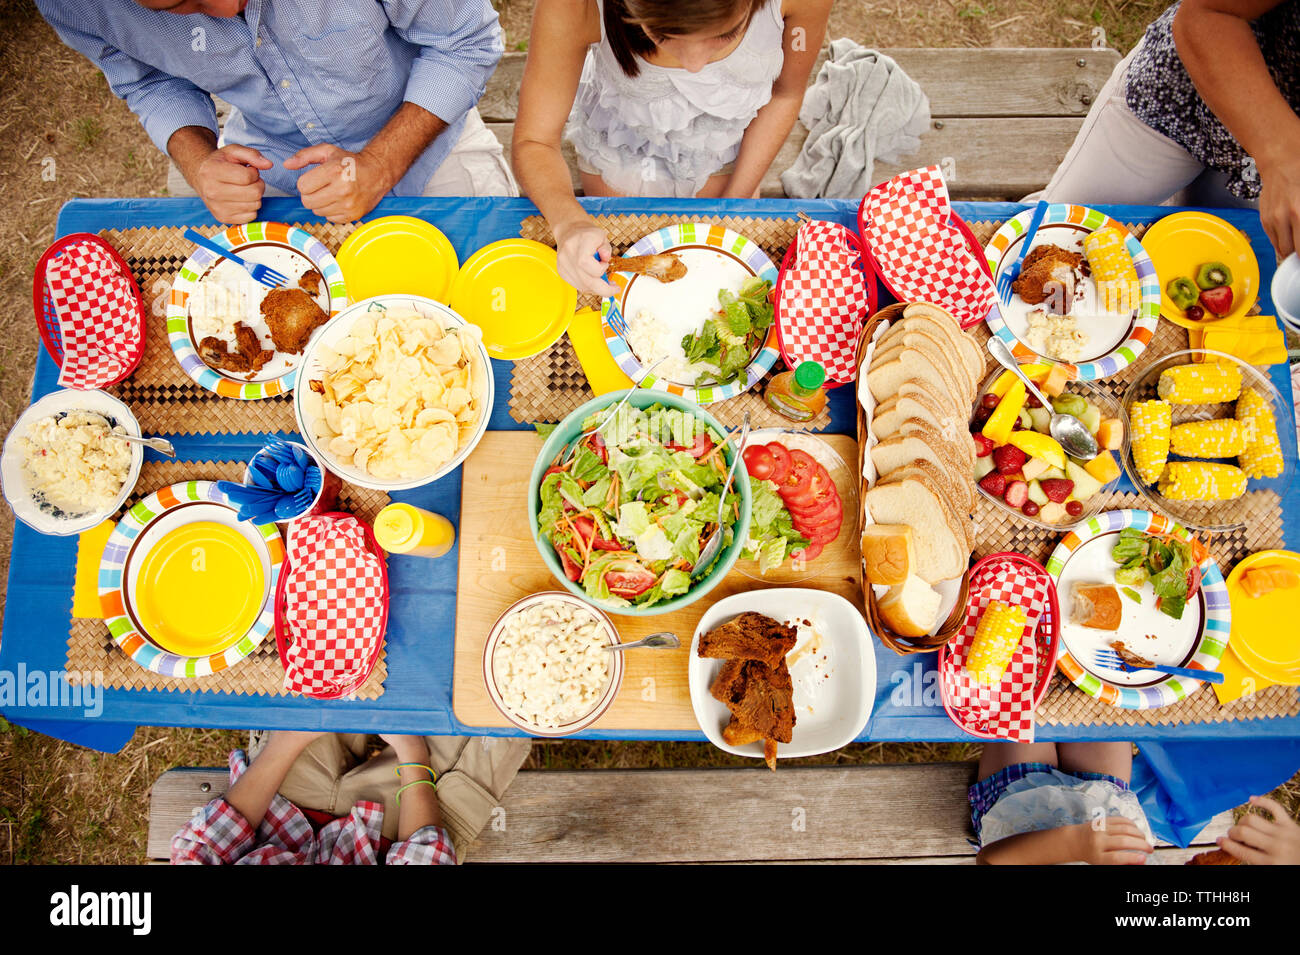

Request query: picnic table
[{"left": 3, "top": 194, "right": 1298, "bottom": 755}]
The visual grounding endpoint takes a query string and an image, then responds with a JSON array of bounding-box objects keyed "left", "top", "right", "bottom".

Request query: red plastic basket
[
  {"left": 854, "top": 198, "right": 992, "bottom": 329},
  {"left": 33, "top": 232, "right": 147, "bottom": 385},
  {"left": 772, "top": 222, "right": 878, "bottom": 388},
  {"left": 274, "top": 512, "right": 390, "bottom": 700},
  {"left": 937, "top": 551, "right": 1061, "bottom": 739}
]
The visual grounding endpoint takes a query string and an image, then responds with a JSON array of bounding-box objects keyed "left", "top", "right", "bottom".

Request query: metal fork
[
  {"left": 997, "top": 200, "right": 1049, "bottom": 306},
  {"left": 184, "top": 228, "right": 289, "bottom": 289},
  {"left": 1092, "top": 648, "right": 1225, "bottom": 684}
]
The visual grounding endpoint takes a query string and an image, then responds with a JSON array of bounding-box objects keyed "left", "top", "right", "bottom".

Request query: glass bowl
[{"left": 1119, "top": 349, "right": 1295, "bottom": 531}]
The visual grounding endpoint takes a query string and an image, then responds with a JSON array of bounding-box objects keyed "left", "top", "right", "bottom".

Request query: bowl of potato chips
[{"left": 294, "top": 294, "right": 493, "bottom": 490}]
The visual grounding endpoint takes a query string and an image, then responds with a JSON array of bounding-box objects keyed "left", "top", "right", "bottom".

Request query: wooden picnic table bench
[
  {"left": 148, "top": 762, "right": 1230, "bottom": 864},
  {"left": 481, "top": 47, "right": 1121, "bottom": 200}
]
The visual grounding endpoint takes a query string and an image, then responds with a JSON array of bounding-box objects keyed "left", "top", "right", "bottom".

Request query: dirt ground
[{"left": 1, "top": 0, "right": 1297, "bottom": 864}]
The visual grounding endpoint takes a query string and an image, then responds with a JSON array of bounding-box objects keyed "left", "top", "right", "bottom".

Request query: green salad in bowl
[{"left": 529, "top": 393, "right": 751, "bottom": 614}]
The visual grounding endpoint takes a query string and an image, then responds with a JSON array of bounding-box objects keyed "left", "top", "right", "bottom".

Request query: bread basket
[{"left": 855, "top": 303, "right": 972, "bottom": 654}]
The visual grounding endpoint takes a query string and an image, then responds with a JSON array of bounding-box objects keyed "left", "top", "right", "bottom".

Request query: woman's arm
[
  {"left": 1173, "top": 0, "right": 1300, "bottom": 256},
  {"left": 512, "top": 0, "right": 617, "bottom": 294},
  {"left": 721, "top": 0, "right": 831, "bottom": 198},
  {"left": 977, "top": 818, "right": 1153, "bottom": 865}
]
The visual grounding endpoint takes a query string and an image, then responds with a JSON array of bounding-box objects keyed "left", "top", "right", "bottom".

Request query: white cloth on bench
[{"left": 781, "top": 39, "right": 930, "bottom": 200}]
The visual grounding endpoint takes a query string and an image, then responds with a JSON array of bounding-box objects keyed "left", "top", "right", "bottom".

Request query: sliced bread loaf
[{"left": 864, "top": 480, "right": 967, "bottom": 583}]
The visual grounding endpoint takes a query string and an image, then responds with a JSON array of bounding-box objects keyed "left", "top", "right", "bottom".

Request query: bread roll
[{"left": 862, "top": 524, "right": 915, "bottom": 585}]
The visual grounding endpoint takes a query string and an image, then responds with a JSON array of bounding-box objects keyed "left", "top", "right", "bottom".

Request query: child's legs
[
  {"left": 977, "top": 742, "right": 1059, "bottom": 782},
  {"left": 275, "top": 733, "right": 368, "bottom": 814},
  {"left": 1056, "top": 742, "right": 1133, "bottom": 783}
]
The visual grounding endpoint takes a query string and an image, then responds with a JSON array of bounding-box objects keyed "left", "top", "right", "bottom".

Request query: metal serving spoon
[
  {"left": 110, "top": 428, "right": 176, "bottom": 458},
  {"left": 605, "top": 632, "right": 680, "bottom": 651},
  {"left": 693, "top": 412, "right": 750, "bottom": 579},
  {"left": 986, "top": 338, "right": 1098, "bottom": 460}
]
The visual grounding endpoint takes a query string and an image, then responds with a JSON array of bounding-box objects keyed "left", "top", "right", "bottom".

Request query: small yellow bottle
[{"left": 373, "top": 503, "right": 455, "bottom": 559}]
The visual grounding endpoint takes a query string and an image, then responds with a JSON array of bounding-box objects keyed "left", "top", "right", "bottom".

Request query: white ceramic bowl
[
  {"left": 689, "top": 588, "right": 875, "bottom": 760},
  {"left": 482, "top": 591, "right": 625, "bottom": 737},
  {"left": 293, "top": 294, "right": 494, "bottom": 491},
  {"left": 1, "top": 389, "right": 144, "bottom": 536}
]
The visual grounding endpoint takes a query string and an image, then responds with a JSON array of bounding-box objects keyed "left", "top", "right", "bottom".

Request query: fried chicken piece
[
  {"left": 710, "top": 658, "right": 748, "bottom": 706},
  {"left": 198, "top": 321, "right": 275, "bottom": 377},
  {"left": 722, "top": 716, "right": 764, "bottom": 747},
  {"left": 1012, "top": 244, "right": 1083, "bottom": 314},
  {"left": 1186, "top": 848, "right": 1240, "bottom": 865},
  {"left": 607, "top": 253, "right": 688, "bottom": 283},
  {"left": 298, "top": 268, "right": 324, "bottom": 294},
  {"left": 1110, "top": 640, "right": 1155, "bottom": 670},
  {"left": 710, "top": 657, "right": 795, "bottom": 770},
  {"left": 260, "top": 287, "right": 329, "bottom": 354},
  {"left": 697, "top": 612, "right": 797, "bottom": 668}
]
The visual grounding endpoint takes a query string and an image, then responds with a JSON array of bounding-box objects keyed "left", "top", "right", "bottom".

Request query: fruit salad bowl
[{"left": 970, "top": 360, "right": 1125, "bottom": 530}]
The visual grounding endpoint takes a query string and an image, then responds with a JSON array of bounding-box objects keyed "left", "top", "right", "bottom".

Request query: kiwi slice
[
  {"left": 1195, "top": 261, "right": 1232, "bottom": 290},
  {"left": 1166, "top": 276, "right": 1199, "bottom": 309}
]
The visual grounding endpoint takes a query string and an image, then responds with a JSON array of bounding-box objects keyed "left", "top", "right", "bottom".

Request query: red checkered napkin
[
  {"left": 282, "top": 515, "right": 387, "bottom": 699},
  {"left": 45, "top": 240, "right": 143, "bottom": 389},
  {"left": 858, "top": 165, "right": 994, "bottom": 328},
  {"left": 776, "top": 220, "right": 869, "bottom": 384},
  {"left": 941, "top": 557, "right": 1052, "bottom": 742}
]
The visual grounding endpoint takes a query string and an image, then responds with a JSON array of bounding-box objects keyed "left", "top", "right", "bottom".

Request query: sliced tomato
[
  {"left": 801, "top": 518, "right": 842, "bottom": 546},
  {"left": 669, "top": 433, "right": 714, "bottom": 458},
  {"left": 784, "top": 464, "right": 832, "bottom": 509},
  {"left": 743, "top": 445, "right": 776, "bottom": 480},
  {"left": 573, "top": 515, "right": 621, "bottom": 552},
  {"left": 790, "top": 495, "right": 842, "bottom": 531},
  {"left": 606, "top": 567, "right": 657, "bottom": 598},
  {"left": 766, "top": 443, "right": 792, "bottom": 483},
  {"left": 543, "top": 464, "right": 566, "bottom": 479},
  {"left": 1187, "top": 563, "right": 1202, "bottom": 600},
  {"left": 778, "top": 449, "right": 818, "bottom": 500},
  {"left": 791, "top": 539, "right": 824, "bottom": 563},
  {"left": 556, "top": 545, "right": 582, "bottom": 582},
  {"left": 589, "top": 431, "right": 608, "bottom": 464}
]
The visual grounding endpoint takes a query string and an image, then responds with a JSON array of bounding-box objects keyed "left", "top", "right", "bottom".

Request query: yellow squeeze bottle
[{"left": 373, "top": 503, "right": 455, "bottom": 559}]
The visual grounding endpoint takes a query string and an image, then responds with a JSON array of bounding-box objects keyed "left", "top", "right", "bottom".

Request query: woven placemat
[
  {"left": 514, "top": 212, "right": 830, "bottom": 431},
  {"left": 65, "top": 458, "right": 391, "bottom": 699},
  {"left": 95, "top": 222, "right": 356, "bottom": 436}
]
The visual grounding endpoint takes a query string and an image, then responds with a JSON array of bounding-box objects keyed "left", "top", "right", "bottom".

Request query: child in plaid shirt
[{"left": 172, "top": 731, "right": 528, "bottom": 865}]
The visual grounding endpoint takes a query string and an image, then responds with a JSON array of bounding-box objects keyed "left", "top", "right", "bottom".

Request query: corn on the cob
[
  {"left": 1157, "top": 462, "right": 1247, "bottom": 501},
  {"left": 967, "top": 600, "right": 1028, "bottom": 684},
  {"left": 1130, "top": 400, "right": 1172, "bottom": 485},
  {"left": 1157, "top": 363, "right": 1242, "bottom": 404},
  {"left": 1084, "top": 227, "right": 1139, "bottom": 313},
  {"left": 1236, "top": 386, "right": 1283, "bottom": 479},
  {"left": 1169, "top": 419, "right": 1247, "bottom": 458}
]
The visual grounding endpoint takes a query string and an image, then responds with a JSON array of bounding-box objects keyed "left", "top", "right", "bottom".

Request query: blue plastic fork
[
  {"left": 184, "top": 228, "right": 289, "bottom": 290},
  {"left": 997, "top": 200, "right": 1049, "bottom": 306},
  {"left": 1093, "top": 648, "right": 1225, "bottom": 684}
]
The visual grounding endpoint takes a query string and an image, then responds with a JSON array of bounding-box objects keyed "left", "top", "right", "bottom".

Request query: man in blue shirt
[{"left": 37, "top": 0, "right": 516, "bottom": 223}]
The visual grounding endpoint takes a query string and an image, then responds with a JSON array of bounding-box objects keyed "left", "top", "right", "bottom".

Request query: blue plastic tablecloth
[{"left": 3, "top": 195, "right": 1298, "bottom": 755}]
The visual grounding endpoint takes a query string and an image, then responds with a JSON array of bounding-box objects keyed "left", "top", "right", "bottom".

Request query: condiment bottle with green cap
[{"left": 764, "top": 360, "right": 828, "bottom": 422}]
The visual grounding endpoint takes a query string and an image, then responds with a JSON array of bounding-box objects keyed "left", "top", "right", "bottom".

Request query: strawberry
[
  {"left": 1004, "top": 480, "right": 1028, "bottom": 508},
  {"left": 979, "top": 471, "right": 1007, "bottom": 498},
  {"left": 1040, "top": 478, "right": 1074, "bottom": 503},
  {"left": 1199, "top": 285, "right": 1233, "bottom": 317},
  {"left": 973, "top": 433, "right": 995, "bottom": 457},
  {"left": 992, "top": 444, "right": 1028, "bottom": 475}
]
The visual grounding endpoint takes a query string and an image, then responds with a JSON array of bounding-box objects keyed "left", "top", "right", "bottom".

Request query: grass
[{"left": 0, "top": 0, "right": 1297, "bottom": 863}]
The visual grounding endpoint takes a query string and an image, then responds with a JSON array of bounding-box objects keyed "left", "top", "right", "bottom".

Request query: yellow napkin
[
  {"left": 1213, "top": 644, "right": 1277, "bottom": 704},
  {"left": 1188, "top": 314, "right": 1287, "bottom": 365},
  {"left": 567, "top": 306, "right": 633, "bottom": 395},
  {"left": 72, "top": 519, "right": 115, "bottom": 618}
]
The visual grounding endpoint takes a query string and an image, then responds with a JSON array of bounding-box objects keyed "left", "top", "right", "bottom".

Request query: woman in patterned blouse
[{"left": 1040, "top": 0, "right": 1300, "bottom": 257}]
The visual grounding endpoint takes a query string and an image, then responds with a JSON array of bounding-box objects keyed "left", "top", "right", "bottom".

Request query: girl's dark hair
[{"left": 602, "top": 0, "right": 764, "bottom": 78}]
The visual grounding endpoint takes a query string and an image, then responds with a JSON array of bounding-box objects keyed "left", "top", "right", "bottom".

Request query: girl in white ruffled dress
[{"left": 512, "top": 0, "right": 830, "bottom": 295}]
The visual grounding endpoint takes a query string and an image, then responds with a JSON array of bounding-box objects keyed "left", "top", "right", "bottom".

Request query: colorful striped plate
[
  {"left": 1045, "top": 508, "right": 1230, "bottom": 709},
  {"left": 983, "top": 204, "right": 1160, "bottom": 381},
  {"left": 98, "top": 481, "right": 284, "bottom": 677},
  {"left": 600, "top": 222, "right": 779, "bottom": 405},
  {"left": 167, "top": 222, "right": 348, "bottom": 400}
]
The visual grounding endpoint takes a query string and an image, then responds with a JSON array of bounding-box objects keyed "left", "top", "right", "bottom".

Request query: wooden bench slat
[
  {"left": 489, "top": 117, "right": 1080, "bottom": 200},
  {"left": 147, "top": 767, "right": 229, "bottom": 860},
  {"left": 479, "top": 49, "right": 1119, "bottom": 124}
]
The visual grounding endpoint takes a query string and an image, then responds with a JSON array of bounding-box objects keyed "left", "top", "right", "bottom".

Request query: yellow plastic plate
[
  {"left": 134, "top": 521, "right": 266, "bottom": 657},
  {"left": 1141, "top": 211, "right": 1259, "bottom": 328},
  {"left": 336, "top": 215, "right": 459, "bottom": 304},
  {"left": 450, "top": 239, "right": 576, "bottom": 359},
  {"left": 1224, "top": 550, "right": 1300, "bottom": 685}
]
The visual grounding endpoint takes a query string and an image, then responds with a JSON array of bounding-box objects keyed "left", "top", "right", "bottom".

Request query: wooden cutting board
[{"left": 452, "top": 431, "right": 862, "bottom": 731}]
